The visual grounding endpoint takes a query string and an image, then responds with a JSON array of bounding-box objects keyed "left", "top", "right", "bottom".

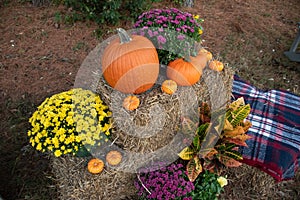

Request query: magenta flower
[
  {"left": 135, "top": 163, "right": 195, "bottom": 200},
  {"left": 157, "top": 35, "right": 166, "bottom": 44},
  {"left": 147, "top": 21, "right": 153, "bottom": 26}
]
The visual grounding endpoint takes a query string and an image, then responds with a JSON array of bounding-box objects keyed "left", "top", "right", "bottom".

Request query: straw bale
[{"left": 51, "top": 63, "right": 235, "bottom": 199}]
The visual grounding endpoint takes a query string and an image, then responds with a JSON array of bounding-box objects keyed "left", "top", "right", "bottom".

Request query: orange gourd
[
  {"left": 161, "top": 79, "right": 177, "bottom": 95},
  {"left": 106, "top": 150, "right": 122, "bottom": 166},
  {"left": 198, "top": 48, "right": 213, "bottom": 62},
  {"left": 167, "top": 51, "right": 205, "bottom": 86},
  {"left": 102, "top": 28, "right": 159, "bottom": 94},
  {"left": 87, "top": 158, "right": 104, "bottom": 174},
  {"left": 123, "top": 95, "right": 140, "bottom": 111},
  {"left": 209, "top": 60, "right": 224, "bottom": 71}
]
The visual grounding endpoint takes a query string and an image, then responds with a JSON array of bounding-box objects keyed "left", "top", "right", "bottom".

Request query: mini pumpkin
[
  {"left": 106, "top": 150, "right": 122, "bottom": 166},
  {"left": 199, "top": 48, "right": 213, "bottom": 62},
  {"left": 161, "top": 79, "right": 177, "bottom": 95},
  {"left": 87, "top": 158, "right": 104, "bottom": 174},
  {"left": 123, "top": 95, "right": 140, "bottom": 111},
  {"left": 209, "top": 60, "right": 224, "bottom": 71},
  {"left": 102, "top": 28, "right": 159, "bottom": 94},
  {"left": 167, "top": 51, "right": 205, "bottom": 86}
]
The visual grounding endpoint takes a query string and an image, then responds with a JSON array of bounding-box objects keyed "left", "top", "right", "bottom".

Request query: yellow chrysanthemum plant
[{"left": 27, "top": 88, "right": 112, "bottom": 157}]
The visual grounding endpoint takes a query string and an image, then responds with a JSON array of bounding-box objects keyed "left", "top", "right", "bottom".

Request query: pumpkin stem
[
  {"left": 117, "top": 28, "right": 132, "bottom": 44},
  {"left": 183, "top": 48, "right": 191, "bottom": 62},
  {"left": 182, "top": 41, "right": 192, "bottom": 62}
]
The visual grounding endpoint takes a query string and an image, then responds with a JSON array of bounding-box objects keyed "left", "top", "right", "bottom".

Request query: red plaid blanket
[{"left": 232, "top": 75, "right": 300, "bottom": 181}]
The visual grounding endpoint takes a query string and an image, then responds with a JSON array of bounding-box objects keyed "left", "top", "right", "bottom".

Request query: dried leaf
[{"left": 186, "top": 156, "right": 202, "bottom": 182}]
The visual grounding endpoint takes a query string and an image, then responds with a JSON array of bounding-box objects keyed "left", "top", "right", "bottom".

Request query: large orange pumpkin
[
  {"left": 102, "top": 28, "right": 159, "bottom": 94},
  {"left": 167, "top": 51, "right": 206, "bottom": 86}
]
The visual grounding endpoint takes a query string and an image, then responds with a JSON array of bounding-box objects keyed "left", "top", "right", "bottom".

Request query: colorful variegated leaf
[
  {"left": 224, "top": 126, "right": 245, "bottom": 137},
  {"left": 223, "top": 119, "right": 234, "bottom": 131},
  {"left": 199, "top": 102, "right": 211, "bottom": 123},
  {"left": 197, "top": 123, "right": 210, "bottom": 141},
  {"left": 242, "top": 121, "right": 252, "bottom": 132},
  {"left": 178, "top": 146, "right": 195, "bottom": 160},
  {"left": 224, "top": 149, "right": 243, "bottom": 160},
  {"left": 186, "top": 156, "right": 202, "bottom": 182},
  {"left": 224, "top": 137, "right": 248, "bottom": 147},
  {"left": 181, "top": 116, "right": 198, "bottom": 135},
  {"left": 204, "top": 148, "right": 218, "bottom": 160},
  {"left": 219, "top": 155, "right": 242, "bottom": 167},
  {"left": 227, "top": 104, "right": 251, "bottom": 127},
  {"left": 229, "top": 97, "right": 245, "bottom": 111},
  {"left": 233, "top": 133, "right": 252, "bottom": 141},
  {"left": 193, "top": 135, "right": 200, "bottom": 150}
]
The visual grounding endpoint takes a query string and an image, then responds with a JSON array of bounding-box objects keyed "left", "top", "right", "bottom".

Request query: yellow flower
[
  {"left": 36, "top": 143, "right": 42, "bottom": 151},
  {"left": 56, "top": 128, "right": 66, "bottom": 136},
  {"left": 54, "top": 150, "right": 62, "bottom": 157},
  {"left": 48, "top": 146, "right": 53, "bottom": 151},
  {"left": 193, "top": 15, "right": 199, "bottom": 19},
  {"left": 28, "top": 88, "right": 112, "bottom": 157},
  {"left": 217, "top": 176, "right": 228, "bottom": 187},
  {"left": 45, "top": 137, "right": 51, "bottom": 144},
  {"left": 198, "top": 29, "right": 203, "bottom": 35},
  {"left": 52, "top": 137, "right": 59, "bottom": 148}
]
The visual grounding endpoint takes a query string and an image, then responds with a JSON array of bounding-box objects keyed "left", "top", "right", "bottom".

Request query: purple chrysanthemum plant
[
  {"left": 135, "top": 162, "right": 195, "bottom": 200},
  {"left": 133, "top": 8, "right": 204, "bottom": 65},
  {"left": 134, "top": 8, "right": 203, "bottom": 65}
]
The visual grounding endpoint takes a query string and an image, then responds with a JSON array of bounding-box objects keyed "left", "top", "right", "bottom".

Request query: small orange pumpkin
[
  {"left": 209, "top": 60, "right": 224, "bottom": 71},
  {"left": 167, "top": 51, "right": 205, "bottom": 86},
  {"left": 87, "top": 158, "right": 104, "bottom": 174},
  {"left": 161, "top": 79, "right": 177, "bottom": 95},
  {"left": 102, "top": 28, "right": 159, "bottom": 94},
  {"left": 123, "top": 95, "right": 140, "bottom": 111},
  {"left": 106, "top": 150, "right": 122, "bottom": 166},
  {"left": 198, "top": 48, "right": 213, "bottom": 62}
]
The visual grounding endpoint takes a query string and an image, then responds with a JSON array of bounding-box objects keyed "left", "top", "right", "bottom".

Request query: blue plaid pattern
[{"left": 232, "top": 75, "right": 300, "bottom": 181}]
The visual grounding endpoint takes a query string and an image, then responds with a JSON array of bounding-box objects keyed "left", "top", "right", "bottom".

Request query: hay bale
[
  {"left": 51, "top": 155, "right": 138, "bottom": 200},
  {"left": 52, "top": 38, "right": 235, "bottom": 199},
  {"left": 51, "top": 65, "right": 235, "bottom": 199},
  {"left": 96, "top": 65, "right": 234, "bottom": 153}
]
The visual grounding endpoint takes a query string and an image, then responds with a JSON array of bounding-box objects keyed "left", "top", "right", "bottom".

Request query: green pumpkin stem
[{"left": 117, "top": 28, "right": 132, "bottom": 44}]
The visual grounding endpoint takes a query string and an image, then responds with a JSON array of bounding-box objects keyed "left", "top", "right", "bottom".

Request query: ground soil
[{"left": 0, "top": 0, "right": 299, "bottom": 199}]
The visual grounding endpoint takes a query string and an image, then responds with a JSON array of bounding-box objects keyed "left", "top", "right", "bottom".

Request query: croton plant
[{"left": 179, "top": 97, "right": 252, "bottom": 182}]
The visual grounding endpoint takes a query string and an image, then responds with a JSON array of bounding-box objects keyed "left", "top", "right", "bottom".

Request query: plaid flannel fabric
[{"left": 232, "top": 75, "right": 300, "bottom": 181}]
